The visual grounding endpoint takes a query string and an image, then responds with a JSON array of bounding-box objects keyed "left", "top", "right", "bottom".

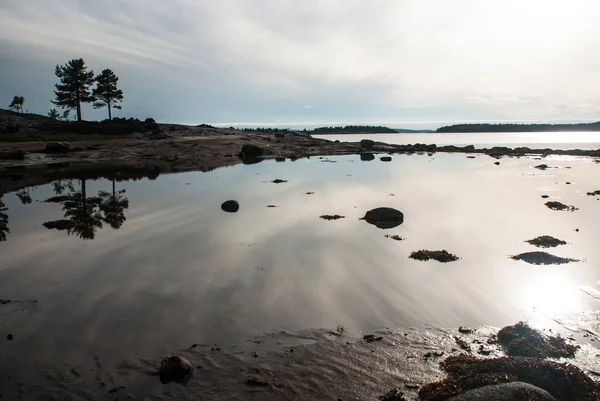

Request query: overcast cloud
[{"left": 1, "top": 0, "right": 599, "bottom": 128}]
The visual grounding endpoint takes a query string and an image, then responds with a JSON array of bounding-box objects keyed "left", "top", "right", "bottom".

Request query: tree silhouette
[
  {"left": 16, "top": 187, "right": 32, "bottom": 204},
  {"left": 43, "top": 179, "right": 103, "bottom": 240},
  {"left": 9, "top": 96, "right": 25, "bottom": 113},
  {"left": 48, "top": 108, "right": 60, "bottom": 120},
  {"left": 99, "top": 179, "right": 129, "bottom": 229},
  {"left": 92, "top": 69, "right": 124, "bottom": 120},
  {"left": 53, "top": 59, "right": 95, "bottom": 122},
  {"left": 52, "top": 179, "right": 75, "bottom": 195},
  {"left": 0, "top": 196, "right": 9, "bottom": 242}
]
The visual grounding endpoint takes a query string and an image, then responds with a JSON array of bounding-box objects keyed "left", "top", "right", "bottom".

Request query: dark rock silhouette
[
  {"left": 360, "top": 139, "right": 374, "bottom": 149},
  {"left": 45, "top": 142, "right": 70, "bottom": 153},
  {"left": 380, "top": 156, "right": 392, "bottom": 162},
  {"left": 448, "top": 382, "right": 556, "bottom": 401},
  {"left": 240, "top": 144, "right": 264, "bottom": 157},
  {"left": 360, "top": 153, "right": 375, "bottom": 161},
  {"left": 511, "top": 251, "right": 578, "bottom": 265},
  {"left": 159, "top": 355, "right": 192, "bottom": 384},
  {"left": 361, "top": 207, "right": 404, "bottom": 229},
  {"left": 221, "top": 200, "right": 239, "bottom": 213}
]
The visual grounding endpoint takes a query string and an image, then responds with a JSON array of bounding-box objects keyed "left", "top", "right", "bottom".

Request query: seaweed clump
[
  {"left": 525, "top": 236, "right": 567, "bottom": 248},
  {"left": 409, "top": 250, "right": 459, "bottom": 263},
  {"left": 418, "top": 354, "right": 599, "bottom": 401},
  {"left": 497, "top": 322, "right": 579, "bottom": 358}
]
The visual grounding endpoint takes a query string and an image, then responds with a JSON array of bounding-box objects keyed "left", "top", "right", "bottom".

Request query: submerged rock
[
  {"left": 534, "top": 164, "right": 549, "bottom": 170},
  {"left": 271, "top": 179, "right": 288, "bottom": 184},
  {"left": 221, "top": 200, "right": 239, "bottom": 213},
  {"left": 448, "top": 382, "right": 556, "bottom": 401},
  {"left": 586, "top": 190, "right": 600, "bottom": 196},
  {"left": 361, "top": 207, "right": 404, "bottom": 229},
  {"left": 545, "top": 201, "right": 578, "bottom": 211},
  {"left": 525, "top": 235, "right": 567, "bottom": 248},
  {"left": 380, "top": 156, "right": 392, "bottom": 162},
  {"left": 159, "top": 355, "right": 192, "bottom": 384},
  {"left": 510, "top": 251, "right": 578, "bottom": 265},
  {"left": 44, "top": 195, "right": 72, "bottom": 203},
  {"left": 384, "top": 234, "right": 404, "bottom": 241},
  {"left": 409, "top": 250, "right": 459, "bottom": 263}
]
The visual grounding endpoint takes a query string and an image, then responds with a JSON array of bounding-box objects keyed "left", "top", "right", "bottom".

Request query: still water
[
  {"left": 1, "top": 153, "right": 600, "bottom": 376},
  {"left": 314, "top": 131, "right": 600, "bottom": 150}
]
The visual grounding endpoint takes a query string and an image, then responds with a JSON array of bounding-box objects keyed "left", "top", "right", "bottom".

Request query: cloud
[{"left": 1, "top": 0, "right": 599, "bottom": 126}]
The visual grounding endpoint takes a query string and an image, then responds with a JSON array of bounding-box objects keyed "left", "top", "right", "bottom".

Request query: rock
[
  {"left": 448, "top": 382, "right": 556, "bottom": 401},
  {"left": 545, "top": 201, "right": 578, "bottom": 211},
  {"left": 45, "top": 142, "right": 70, "bottom": 153},
  {"left": 44, "top": 195, "right": 71, "bottom": 203},
  {"left": 221, "top": 200, "right": 239, "bottom": 213},
  {"left": 275, "top": 157, "right": 286, "bottom": 162},
  {"left": 535, "top": 164, "right": 549, "bottom": 170},
  {"left": 7, "top": 334, "right": 13, "bottom": 341},
  {"left": 380, "top": 156, "right": 392, "bottom": 162},
  {"left": 159, "top": 355, "right": 193, "bottom": 384},
  {"left": 242, "top": 156, "right": 263, "bottom": 165},
  {"left": 360, "top": 139, "right": 375, "bottom": 149},
  {"left": 362, "top": 207, "right": 404, "bottom": 229},
  {"left": 360, "top": 153, "right": 375, "bottom": 161},
  {"left": 494, "top": 161, "right": 500, "bottom": 165},
  {"left": 541, "top": 195, "right": 549, "bottom": 198},
  {"left": 0, "top": 150, "right": 26, "bottom": 160},
  {"left": 510, "top": 251, "right": 578, "bottom": 265},
  {"left": 240, "top": 144, "right": 264, "bottom": 157},
  {"left": 384, "top": 234, "right": 404, "bottom": 241},
  {"left": 271, "top": 179, "right": 287, "bottom": 184},
  {"left": 149, "top": 132, "right": 172, "bottom": 140}
]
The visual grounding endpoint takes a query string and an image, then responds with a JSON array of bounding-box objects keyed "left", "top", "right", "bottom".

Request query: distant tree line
[
  {"left": 311, "top": 125, "right": 397, "bottom": 133},
  {"left": 436, "top": 122, "right": 600, "bottom": 133}
]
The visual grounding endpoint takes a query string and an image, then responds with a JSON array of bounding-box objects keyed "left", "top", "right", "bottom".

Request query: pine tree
[
  {"left": 48, "top": 108, "right": 59, "bottom": 120},
  {"left": 92, "top": 69, "right": 123, "bottom": 120},
  {"left": 9, "top": 96, "right": 24, "bottom": 113},
  {"left": 52, "top": 59, "right": 95, "bottom": 122}
]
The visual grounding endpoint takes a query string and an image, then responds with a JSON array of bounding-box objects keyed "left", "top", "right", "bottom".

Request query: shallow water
[
  {"left": 1, "top": 153, "right": 600, "bottom": 398},
  {"left": 314, "top": 131, "right": 600, "bottom": 150}
]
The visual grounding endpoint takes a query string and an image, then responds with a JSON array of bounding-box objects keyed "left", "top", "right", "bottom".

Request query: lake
[
  {"left": 313, "top": 131, "right": 600, "bottom": 150},
  {"left": 1, "top": 151, "right": 600, "bottom": 398}
]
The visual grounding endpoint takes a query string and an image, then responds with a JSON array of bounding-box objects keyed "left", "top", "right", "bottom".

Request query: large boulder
[
  {"left": 360, "top": 139, "right": 374, "bottom": 149},
  {"left": 221, "top": 200, "right": 240, "bottom": 213},
  {"left": 240, "top": 144, "right": 264, "bottom": 157},
  {"left": 159, "top": 355, "right": 193, "bottom": 384},
  {"left": 362, "top": 207, "right": 404, "bottom": 229},
  {"left": 448, "top": 382, "right": 556, "bottom": 401},
  {"left": 45, "top": 142, "right": 70, "bottom": 153}
]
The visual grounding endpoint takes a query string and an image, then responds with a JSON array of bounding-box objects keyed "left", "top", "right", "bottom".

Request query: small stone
[
  {"left": 7, "top": 334, "right": 13, "bottom": 341},
  {"left": 159, "top": 355, "right": 193, "bottom": 384}
]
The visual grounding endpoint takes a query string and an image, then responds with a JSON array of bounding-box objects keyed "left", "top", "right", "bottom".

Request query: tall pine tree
[
  {"left": 92, "top": 69, "right": 123, "bottom": 120},
  {"left": 53, "top": 59, "right": 95, "bottom": 122}
]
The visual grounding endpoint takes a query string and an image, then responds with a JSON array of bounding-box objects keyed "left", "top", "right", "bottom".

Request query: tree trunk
[
  {"left": 112, "top": 179, "right": 116, "bottom": 201},
  {"left": 108, "top": 100, "right": 112, "bottom": 120},
  {"left": 76, "top": 89, "right": 82, "bottom": 122},
  {"left": 81, "top": 179, "right": 87, "bottom": 212}
]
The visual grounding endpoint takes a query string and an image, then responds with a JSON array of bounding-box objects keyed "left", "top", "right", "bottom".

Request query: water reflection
[
  {"left": 42, "top": 178, "right": 130, "bottom": 240},
  {"left": 0, "top": 195, "right": 8, "bottom": 241}
]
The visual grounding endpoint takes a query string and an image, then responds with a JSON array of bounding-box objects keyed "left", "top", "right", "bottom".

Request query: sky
[{"left": 1, "top": 0, "right": 599, "bottom": 129}]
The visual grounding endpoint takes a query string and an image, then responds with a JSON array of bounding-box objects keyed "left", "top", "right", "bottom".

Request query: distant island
[
  {"left": 437, "top": 122, "right": 600, "bottom": 133},
  {"left": 311, "top": 125, "right": 433, "bottom": 134}
]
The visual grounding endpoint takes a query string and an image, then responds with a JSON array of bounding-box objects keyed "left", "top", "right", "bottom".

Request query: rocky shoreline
[{"left": 1, "top": 129, "right": 599, "bottom": 195}]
